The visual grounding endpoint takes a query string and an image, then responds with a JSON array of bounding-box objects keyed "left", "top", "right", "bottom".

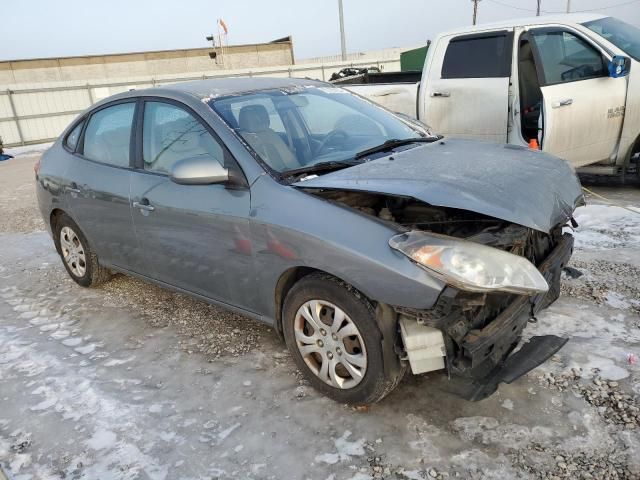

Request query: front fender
[{"left": 249, "top": 176, "right": 445, "bottom": 322}]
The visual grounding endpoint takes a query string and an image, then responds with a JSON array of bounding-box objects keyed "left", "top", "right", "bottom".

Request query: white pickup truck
[{"left": 339, "top": 13, "right": 640, "bottom": 178}]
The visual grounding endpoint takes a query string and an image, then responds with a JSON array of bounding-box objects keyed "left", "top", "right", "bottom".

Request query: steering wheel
[
  {"left": 314, "top": 129, "right": 349, "bottom": 156},
  {"left": 561, "top": 64, "right": 596, "bottom": 82}
]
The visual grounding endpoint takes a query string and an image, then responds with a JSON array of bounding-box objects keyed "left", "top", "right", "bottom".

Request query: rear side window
[
  {"left": 82, "top": 103, "right": 135, "bottom": 167},
  {"left": 442, "top": 33, "right": 513, "bottom": 79},
  {"left": 65, "top": 121, "right": 84, "bottom": 151}
]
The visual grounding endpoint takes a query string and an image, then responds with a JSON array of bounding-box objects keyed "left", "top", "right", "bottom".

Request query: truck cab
[{"left": 344, "top": 14, "right": 640, "bottom": 177}]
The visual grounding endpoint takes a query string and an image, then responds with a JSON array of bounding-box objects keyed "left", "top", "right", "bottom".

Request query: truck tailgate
[{"left": 344, "top": 83, "right": 419, "bottom": 118}]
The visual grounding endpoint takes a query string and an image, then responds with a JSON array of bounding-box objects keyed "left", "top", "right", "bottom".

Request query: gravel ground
[
  {"left": 1, "top": 153, "right": 639, "bottom": 479},
  {"left": 0, "top": 155, "right": 45, "bottom": 233}
]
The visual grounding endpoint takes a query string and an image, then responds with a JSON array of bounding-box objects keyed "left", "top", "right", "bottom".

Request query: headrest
[
  {"left": 520, "top": 41, "right": 533, "bottom": 62},
  {"left": 239, "top": 104, "right": 270, "bottom": 133}
]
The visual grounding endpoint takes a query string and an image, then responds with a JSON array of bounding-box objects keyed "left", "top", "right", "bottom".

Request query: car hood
[{"left": 293, "top": 139, "right": 584, "bottom": 233}]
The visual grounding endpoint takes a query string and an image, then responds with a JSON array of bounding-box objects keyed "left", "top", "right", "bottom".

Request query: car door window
[
  {"left": 143, "top": 101, "right": 224, "bottom": 175},
  {"left": 82, "top": 103, "right": 135, "bottom": 167},
  {"left": 65, "top": 120, "right": 84, "bottom": 151},
  {"left": 531, "top": 30, "right": 607, "bottom": 85},
  {"left": 442, "top": 32, "right": 513, "bottom": 79}
]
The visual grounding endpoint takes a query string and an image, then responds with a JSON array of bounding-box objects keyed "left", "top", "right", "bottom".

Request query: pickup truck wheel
[
  {"left": 53, "top": 214, "right": 111, "bottom": 288},
  {"left": 283, "top": 273, "right": 402, "bottom": 405}
]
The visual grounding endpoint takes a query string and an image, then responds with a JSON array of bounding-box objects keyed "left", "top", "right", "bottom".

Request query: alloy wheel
[
  {"left": 60, "top": 226, "right": 87, "bottom": 277},
  {"left": 294, "top": 299, "right": 367, "bottom": 389}
]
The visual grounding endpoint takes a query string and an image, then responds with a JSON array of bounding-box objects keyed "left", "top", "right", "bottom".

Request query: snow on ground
[
  {"left": 572, "top": 203, "right": 640, "bottom": 250},
  {"left": 0, "top": 158, "right": 639, "bottom": 479},
  {"left": 3, "top": 142, "right": 53, "bottom": 158}
]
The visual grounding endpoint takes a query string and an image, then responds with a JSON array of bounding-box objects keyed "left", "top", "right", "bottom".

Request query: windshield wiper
[
  {"left": 282, "top": 160, "right": 361, "bottom": 178},
  {"left": 354, "top": 137, "right": 439, "bottom": 160}
]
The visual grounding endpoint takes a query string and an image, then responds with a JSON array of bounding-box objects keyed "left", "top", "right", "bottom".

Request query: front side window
[
  {"left": 82, "top": 103, "right": 135, "bottom": 167},
  {"left": 209, "top": 87, "right": 431, "bottom": 174},
  {"left": 442, "top": 33, "right": 513, "bottom": 79},
  {"left": 531, "top": 30, "right": 607, "bottom": 84},
  {"left": 142, "top": 101, "right": 224, "bottom": 175},
  {"left": 583, "top": 17, "right": 640, "bottom": 62}
]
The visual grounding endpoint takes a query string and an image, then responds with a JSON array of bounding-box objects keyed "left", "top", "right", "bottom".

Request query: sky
[{"left": 1, "top": 0, "right": 640, "bottom": 61}]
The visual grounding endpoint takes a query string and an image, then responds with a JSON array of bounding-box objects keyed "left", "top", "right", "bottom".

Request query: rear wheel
[
  {"left": 283, "top": 273, "right": 404, "bottom": 405},
  {"left": 53, "top": 213, "right": 111, "bottom": 287}
]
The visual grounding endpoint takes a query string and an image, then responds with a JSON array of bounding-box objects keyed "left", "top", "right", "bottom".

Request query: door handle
[
  {"left": 431, "top": 91, "right": 451, "bottom": 98},
  {"left": 552, "top": 98, "right": 573, "bottom": 108},
  {"left": 132, "top": 200, "right": 155, "bottom": 212},
  {"left": 67, "top": 183, "right": 81, "bottom": 195}
]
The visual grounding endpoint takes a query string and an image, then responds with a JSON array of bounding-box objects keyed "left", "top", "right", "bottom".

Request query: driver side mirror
[
  {"left": 170, "top": 155, "right": 229, "bottom": 185},
  {"left": 608, "top": 55, "right": 631, "bottom": 78}
]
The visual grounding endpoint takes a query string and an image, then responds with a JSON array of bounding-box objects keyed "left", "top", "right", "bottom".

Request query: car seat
[{"left": 238, "top": 104, "right": 300, "bottom": 172}]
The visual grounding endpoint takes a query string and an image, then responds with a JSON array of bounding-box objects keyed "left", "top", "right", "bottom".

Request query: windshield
[
  {"left": 583, "top": 17, "right": 640, "bottom": 61},
  {"left": 208, "top": 86, "right": 435, "bottom": 174}
]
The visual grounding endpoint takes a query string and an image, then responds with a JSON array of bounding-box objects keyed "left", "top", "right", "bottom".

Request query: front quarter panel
[{"left": 249, "top": 176, "right": 446, "bottom": 322}]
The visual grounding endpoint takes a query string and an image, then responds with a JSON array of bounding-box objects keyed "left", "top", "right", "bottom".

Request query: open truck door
[
  {"left": 421, "top": 31, "right": 513, "bottom": 143},
  {"left": 525, "top": 27, "right": 628, "bottom": 169}
]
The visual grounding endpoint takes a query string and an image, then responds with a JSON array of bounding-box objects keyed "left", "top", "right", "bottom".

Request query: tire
[
  {"left": 53, "top": 213, "right": 111, "bottom": 287},
  {"left": 283, "top": 273, "right": 404, "bottom": 405}
]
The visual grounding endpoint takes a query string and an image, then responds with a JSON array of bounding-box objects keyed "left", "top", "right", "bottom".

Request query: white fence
[{"left": 0, "top": 58, "right": 399, "bottom": 147}]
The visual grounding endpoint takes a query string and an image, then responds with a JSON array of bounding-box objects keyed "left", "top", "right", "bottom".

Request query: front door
[
  {"left": 422, "top": 30, "right": 513, "bottom": 143},
  {"left": 129, "top": 99, "right": 256, "bottom": 311},
  {"left": 528, "top": 27, "right": 627, "bottom": 168}
]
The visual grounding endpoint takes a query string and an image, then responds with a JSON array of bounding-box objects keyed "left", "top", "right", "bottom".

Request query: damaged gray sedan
[{"left": 36, "top": 77, "right": 584, "bottom": 404}]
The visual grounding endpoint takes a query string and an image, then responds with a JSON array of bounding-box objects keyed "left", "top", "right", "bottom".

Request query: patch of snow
[
  {"left": 104, "top": 356, "right": 135, "bottom": 367},
  {"left": 315, "top": 430, "right": 366, "bottom": 465},
  {"left": 573, "top": 204, "right": 640, "bottom": 250},
  {"left": 4, "top": 142, "right": 54, "bottom": 158},
  {"left": 87, "top": 429, "right": 117, "bottom": 451},
  {"left": 501, "top": 399, "right": 514, "bottom": 410},
  {"left": 581, "top": 354, "right": 629, "bottom": 380},
  {"left": 217, "top": 423, "right": 241, "bottom": 443},
  {"left": 50, "top": 329, "right": 70, "bottom": 340},
  {"left": 75, "top": 343, "right": 96, "bottom": 354},
  {"left": 605, "top": 292, "right": 631, "bottom": 310}
]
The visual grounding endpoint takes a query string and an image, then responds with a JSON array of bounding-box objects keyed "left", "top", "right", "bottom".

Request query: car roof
[
  {"left": 439, "top": 12, "right": 607, "bottom": 37},
  {"left": 143, "top": 76, "right": 327, "bottom": 100}
]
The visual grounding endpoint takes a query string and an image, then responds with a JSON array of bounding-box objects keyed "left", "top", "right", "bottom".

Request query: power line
[{"left": 486, "top": 0, "right": 640, "bottom": 13}]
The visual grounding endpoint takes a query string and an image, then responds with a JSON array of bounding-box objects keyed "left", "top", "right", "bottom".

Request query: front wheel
[{"left": 283, "top": 273, "right": 404, "bottom": 405}]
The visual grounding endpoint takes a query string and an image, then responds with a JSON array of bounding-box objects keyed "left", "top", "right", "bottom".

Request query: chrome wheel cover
[
  {"left": 294, "top": 300, "right": 367, "bottom": 389},
  {"left": 60, "top": 226, "right": 87, "bottom": 277}
]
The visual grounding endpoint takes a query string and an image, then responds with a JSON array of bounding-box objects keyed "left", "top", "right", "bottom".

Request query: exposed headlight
[{"left": 389, "top": 231, "right": 549, "bottom": 295}]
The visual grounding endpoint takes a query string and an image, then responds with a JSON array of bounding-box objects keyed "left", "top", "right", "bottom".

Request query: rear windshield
[{"left": 583, "top": 17, "right": 640, "bottom": 61}]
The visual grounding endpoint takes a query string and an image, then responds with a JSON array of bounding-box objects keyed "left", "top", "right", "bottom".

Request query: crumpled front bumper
[{"left": 446, "top": 233, "right": 574, "bottom": 401}]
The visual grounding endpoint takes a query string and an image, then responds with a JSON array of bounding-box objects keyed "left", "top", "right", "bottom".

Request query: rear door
[
  {"left": 129, "top": 98, "right": 256, "bottom": 310},
  {"left": 64, "top": 100, "right": 144, "bottom": 271},
  {"left": 529, "top": 27, "right": 627, "bottom": 167},
  {"left": 422, "top": 30, "right": 513, "bottom": 142}
]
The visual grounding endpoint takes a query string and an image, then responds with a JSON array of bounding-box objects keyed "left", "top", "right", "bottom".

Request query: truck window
[
  {"left": 441, "top": 33, "right": 513, "bottom": 79},
  {"left": 531, "top": 30, "right": 607, "bottom": 85}
]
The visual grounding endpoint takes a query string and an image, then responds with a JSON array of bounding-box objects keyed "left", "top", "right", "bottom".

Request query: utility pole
[
  {"left": 566, "top": 0, "right": 571, "bottom": 12},
  {"left": 471, "top": 0, "right": 481, "bottom": 26},
  {"left": 536, "top": 0, "right": 541, "bottom": 16},
  {"left": 338, "top": 0, "right": 347, "bottom": 61}
]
